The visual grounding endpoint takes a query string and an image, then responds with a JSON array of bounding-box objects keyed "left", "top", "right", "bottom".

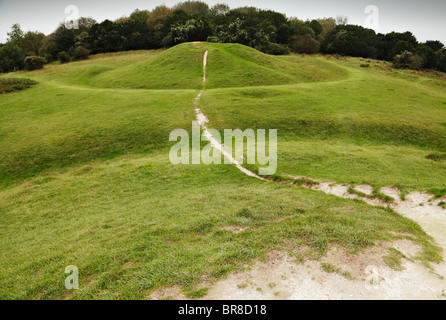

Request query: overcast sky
[{"left": 0, "top": 0, "right": 445, "bottom": 44}]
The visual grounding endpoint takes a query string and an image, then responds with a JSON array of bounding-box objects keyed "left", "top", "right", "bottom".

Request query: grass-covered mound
[
  {"left": 199, "top": 55, "right": 446, "bottom": 193},
  {"left": 16, "top": 43, "right": 348, "bottom": 90},
  {"left": 91, "top": 43, "right": 349, "bottom": 89},
  {"left": 204, "top": 43, "right": 349, "bottom": 88},
  {"left": 0, "top": 78, "right": 37, "bottom": 94}
]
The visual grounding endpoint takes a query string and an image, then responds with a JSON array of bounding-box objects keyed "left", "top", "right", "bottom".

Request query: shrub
[
  {"left": 392, "top": 51, "right": 422, "bottom": 70},
  {"left": 24, "top": 56, "right": 47, "bottom": 71},
  {"left": 72, "top": 46, "right": 90, "bottom": 61},
  {"left": 436, "top": 50, "right": 446, "bottom": 72},
  {"left": 207, "top": 36, "right": 220, "bottom": 43},
  {"left": 0, "top": 43, "right": 25, "bottom": 73},
  {"left": 289, "top": 34, "right": 320, "bottom": 54},
  {"left": 58, "top": 51, "right": 71, "bottom": 64},
  {"left": 43, "top": 53, "right": 54, "bottom": 63},
  {"left": 257, "top": 42, "right": 290, "bottom": 55}
]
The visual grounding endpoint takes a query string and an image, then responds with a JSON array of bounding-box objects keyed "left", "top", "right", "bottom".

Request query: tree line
[{"left": 1, "top": 1, "right": 445, "bottom": 73}]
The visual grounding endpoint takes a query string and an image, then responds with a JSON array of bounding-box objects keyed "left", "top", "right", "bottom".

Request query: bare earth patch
[{"left": 203, "top": 242, "right": 446, "bottom": 300}]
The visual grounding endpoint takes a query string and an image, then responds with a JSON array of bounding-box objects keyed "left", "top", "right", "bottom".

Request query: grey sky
[{"left": 0, "top": 0, "right": 445, "bottom": 44}]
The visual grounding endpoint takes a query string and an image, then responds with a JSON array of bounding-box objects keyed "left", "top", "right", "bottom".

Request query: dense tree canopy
[{"left": 1, "top": 1, "right": 445, "bottom": 73}]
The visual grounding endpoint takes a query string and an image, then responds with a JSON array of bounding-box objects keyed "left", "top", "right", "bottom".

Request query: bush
[
  {"left": 43, "top": 53, "right": 54, "bottom": 63},
  {"left": 257, "top": 42, "right": 290, "bottom": 55},
  {"left": 289, "top": 34, "right": 320, "bottom": 54},
  {"left": 392, "top": 51, "right": 422, "bottom": 70},
  {"left": 0, "top": 43, "right": 25, "bottom": 73},
  {"left": 24, "top": 56, "right": 47, "bottom": 71},
  {"left": 72, "top": 46, "right": 90, "bottom": 61},
  {"left": 207, "top": 36, "right": 220, "bottom": 43},
  {"left": 58, "top": 51, "right": 71, "bottom": 64},
  {"left": 436, "top": 50, "right": 446, "bottom": 72}
]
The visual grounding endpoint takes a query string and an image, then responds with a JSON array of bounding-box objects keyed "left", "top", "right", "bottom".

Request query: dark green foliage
[
  {"left": 171, "top": 19, "right": 212, "bottom": 44},
  {"left": 416, "top": 45, "right": 436, "bottom": 69},
  {"left": 424, "top": 40, "right": 444, "bottom": 52},
  {"left": 436, "top": 50, "right": 446, "bottom": 72},
  {"left": 24, "top": 56, "right": 47, "bottom": 70},
  {"left": 309, "top": 20, "right": 323, "bottom": 36},
  {"left": 289, "top": 34, "right": 320, "bottom": 54},
  {"left": 0, "top": 43, "right": 25, "bottom": 73},
  {"left": 71, "top": 46, "right": 90, "bottom": 61},
  {"left": 393, "top": 51, "right": 422, "bottom": 70},
  {"left": 58, "top": 51, "right": 71, "bottom": 64},
  {"left": 323, "top": 25, "right": 377, "bottom": 58},
  {"left": 257, "top": 42, "right": 290, "bottom": 55},
  {"left": 390, "top": 40, "right": 416, "bottom": 58}
]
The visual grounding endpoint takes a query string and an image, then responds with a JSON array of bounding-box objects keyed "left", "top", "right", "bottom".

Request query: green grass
[
  {"left": 0, "top": 151, "right": 440, "bottom": 299},
  {"left": 199, "top": 54, "right": 446, "bottom": 192},
  {"left": 321, "top": 262, "right": 353, "bottom": 279},
  {"left": 347, "top": 184, "right": 394, "bottom": 203},
  {"left": 383, "top": 248, "right": 407, "bottom": 270},
  {"left": 204, "top": 43, "right": 349, "bottom": 88},
  {"left": 0, "top": 42, "right": 444, "bottom": 299}
]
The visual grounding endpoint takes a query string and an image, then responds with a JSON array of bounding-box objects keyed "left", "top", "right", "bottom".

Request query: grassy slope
[
  {"left": 200, "top": 56, "right": 446, "bottom": 191},
  {"left": 0, "top": 43, "right": 444, "bottom": 299},
  {"left": 0, "top": 149, "right": 438, "bottom": 299}
]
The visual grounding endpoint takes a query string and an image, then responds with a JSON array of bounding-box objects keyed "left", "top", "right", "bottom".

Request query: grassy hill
[{"left": 0, "top": 42, "right": 445, "bottom": 299}]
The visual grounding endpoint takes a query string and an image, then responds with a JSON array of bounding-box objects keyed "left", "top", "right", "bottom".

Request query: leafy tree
[
  {"left": 147, "top": 5, "right": 173, "bottom": 30},
  {"left": 436, "top": 50, "right": 446, "bottom": 72},
  {"left": 288, "top": 18, "right": 315, "bottom": 37},
  {"left": 423, "top": 40, "right": 444, "bottom": 52},
  {"left": 289, "top": 34, "right": 320, "bottom": 54},
  {"left": 378, "top": 31, "right": 418, "bottom": 60},
  {"left": 172, "top": 19, "right": 212, "bottom": 44},
  {"left": 87, "top": 20, "right": 124, "bottom": 53},
  {"left": 173, "top": 1, "right": 210, "bottom": 17},
  {"left": 309, "top": 20, "right": 323, "bottom": 36},
  {"left": 78, "top": 17, "right": 97, "bottom": 32},
  {"left": 21, "top": 31, "right": 45, "bottom": 56},
  {"left": 390, "top": 40, "right": 416, "bottom": 58},
  {"left": 39, "top": 34, "right": 58, "bottom": 62},
  {"left": 129, "top": 9, "right": 150, "bottom": 23},
  {"left": 324, "top": 25, "right": 377, "bottom": 58},
  {"left": 416, "top": 45, "right": 436, "bottom": 69},
  {"left": 0, "top": 43, "right": 25, "bottom": 72},
  {"left": 54, "top": 23, "right": 78, "bottom": 53},
  {"left": 7, "top": 24, "right": 24, "bottom": 45}
]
